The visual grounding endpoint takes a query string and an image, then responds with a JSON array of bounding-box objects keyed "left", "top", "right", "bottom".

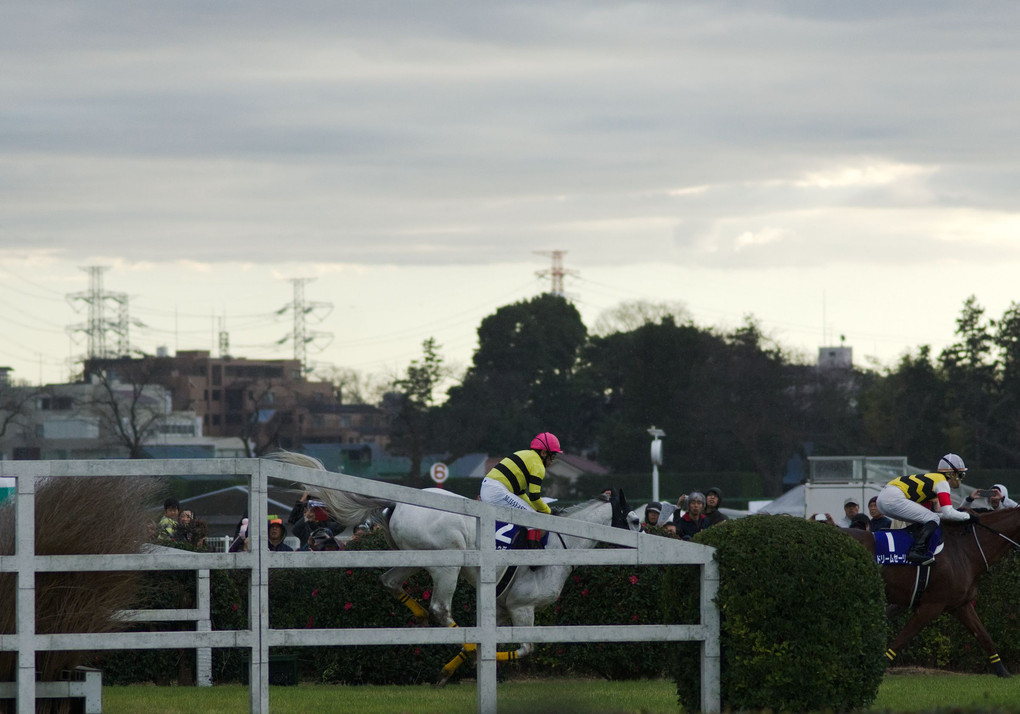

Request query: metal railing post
[{"left": 14, "top": 466, "right": 38, "bottom": 714}]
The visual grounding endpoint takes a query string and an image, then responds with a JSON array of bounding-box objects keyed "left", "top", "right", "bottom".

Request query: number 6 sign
[{"left": 429, "top": 462, "right": 448, "bottom": 485}]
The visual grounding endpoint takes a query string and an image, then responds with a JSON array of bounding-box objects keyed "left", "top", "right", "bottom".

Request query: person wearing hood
[
  {"left": 965, "top": 483, "right": 1019, "bottom": 511},
  {"left": 267, "top": 518, "right": 293, "bottom": 552},
  {"left": 703, "top": 487, "right": 728, "bottom": 526},
  {"left": 642, "top": 502, "right": 662, "bottom": 531},
  {"left": 676, "top": 492, "right": 709, "bottom": 541}
]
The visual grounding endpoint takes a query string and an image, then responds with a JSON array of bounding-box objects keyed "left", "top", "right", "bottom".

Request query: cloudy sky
[{"left": 3, "top": 1, "right": 1020, "bottom": 387}]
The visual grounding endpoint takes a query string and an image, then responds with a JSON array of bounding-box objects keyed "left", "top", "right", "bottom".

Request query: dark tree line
[{"left": 384, "top": 293, "right": 1020, "bottom": 495}]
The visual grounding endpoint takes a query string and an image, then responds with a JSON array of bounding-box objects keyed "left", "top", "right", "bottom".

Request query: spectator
[
  {"left": 642, "top": 502, "right": 662, "bottom": 532},
  {"left": 676, "top": 492, "right": 709, "bottom": 541},
  {"left": 849, "top": 513, "right": 871, "bottom": 531},
  {"left": 291, "top": 497, "right": 344, "bottom": 545},
  {"left": 267, "top": 518, "right": 293, "bottom": 552},
  {"left": 302, "top": 526, "right": 340, "bottom": 551},
  {"left": 352, "top": 522, "right": 371, "bottom": 538},
  {"left": 836, "top": 497, "right": 860, "bottom": 528},
  {"left": 703, "top": 487, "right": 728, "bottom": 526},
  {"left": 157, "top": 498, "right": 180, "bottom": 540},
  {"left": 188, "top": 518, "right": 209, "bottom": 550},
  {"left": 867, "top": 496, "right": 892, "bottom": 531},
  {"left": 173, "top": 509, "right": 195, "bottom": 542},
  {"left": 809, "top": 512, "right": 836, "bottom": 526},
  {"left": 965, "top": 484, "right": 1018, "bottom": 512}
]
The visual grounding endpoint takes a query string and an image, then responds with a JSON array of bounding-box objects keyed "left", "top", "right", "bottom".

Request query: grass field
[{"left": 99, "top": 670, "right": 1020, "bottom": 713}]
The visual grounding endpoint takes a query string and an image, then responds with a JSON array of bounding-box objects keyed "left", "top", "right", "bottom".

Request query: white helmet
[{"left": 937, "top": 453, "right": 967, "bottom": 473}]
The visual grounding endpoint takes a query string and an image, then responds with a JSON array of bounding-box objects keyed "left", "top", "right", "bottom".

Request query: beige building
[{"left": 84, "top": 351, "right": 386, "bottom": 454}]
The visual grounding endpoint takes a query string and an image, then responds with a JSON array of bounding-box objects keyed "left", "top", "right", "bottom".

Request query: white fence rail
[{"left": 0, "top": 458, "right": 720, "bottom": 714}]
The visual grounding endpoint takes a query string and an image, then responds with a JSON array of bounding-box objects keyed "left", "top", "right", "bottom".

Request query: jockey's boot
[{"left": 906, "top": 520, "right": 938, "bottom": 563}]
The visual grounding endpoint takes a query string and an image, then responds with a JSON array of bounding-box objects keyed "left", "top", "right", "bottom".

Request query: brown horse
[{"left": 844, "top": 508, "right": 1020, "bottom": 678}]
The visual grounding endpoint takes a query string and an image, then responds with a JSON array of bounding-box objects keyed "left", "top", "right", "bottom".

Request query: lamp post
[{"left": 648, "top": 426, "right": 665, "bottom": 502}]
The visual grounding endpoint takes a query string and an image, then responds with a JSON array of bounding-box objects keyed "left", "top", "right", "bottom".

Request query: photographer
[
  {"left": 965, "top": 484, "right": 1019, "bottom": 512},
  {"left": 288, "top": 493, "right": 344, "bottom": 544}
]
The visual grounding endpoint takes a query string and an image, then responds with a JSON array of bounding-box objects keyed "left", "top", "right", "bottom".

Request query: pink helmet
[{"left": 531, "top": 432, "right": 562, "bottom": 453}]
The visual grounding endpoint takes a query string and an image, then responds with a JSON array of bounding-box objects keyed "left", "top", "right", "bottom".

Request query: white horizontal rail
[{"left": 0, "top": 458, "right": 719, "bottom": 714}]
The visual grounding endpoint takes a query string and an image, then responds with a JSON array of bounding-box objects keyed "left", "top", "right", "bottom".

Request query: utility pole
[
  {"left": 534, "top": 250, "right": 577, "bottom": 297},
  {"left": 276, "top": 278, "right": 334, "bottom": 374}
]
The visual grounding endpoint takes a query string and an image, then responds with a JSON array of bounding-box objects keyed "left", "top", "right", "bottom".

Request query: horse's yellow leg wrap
[
  {"left": 440, "top": 648, "right": 471, "bottom": 679},
  {"left": 396, "top": 591, "right": 428, "bottom": 620},
  {"left": 447, "top": 623, "right": 476, "bottom": 652},
  {"left": 496, "top": 650, "right": 518, "bottom": 663}
]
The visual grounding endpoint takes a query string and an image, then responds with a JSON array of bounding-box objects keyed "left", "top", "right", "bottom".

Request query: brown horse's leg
[
  {"left": 885, "top": 602, "right": 945, "bottom": 665},
  {"left": 951, "top": 601, "right": 1011, "bottom": 678}
]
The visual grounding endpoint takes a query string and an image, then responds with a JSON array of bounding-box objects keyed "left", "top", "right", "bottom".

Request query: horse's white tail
[
  {"left": 317, "top": 489, "right": 392, "bottom": 528},
  {"left": 262, "top": 450, "right": 393, "bottom": 528}
]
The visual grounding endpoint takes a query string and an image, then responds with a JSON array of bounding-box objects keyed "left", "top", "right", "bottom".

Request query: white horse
[{"left": 267, "top": 452, "right": 635, "bottom": 685}]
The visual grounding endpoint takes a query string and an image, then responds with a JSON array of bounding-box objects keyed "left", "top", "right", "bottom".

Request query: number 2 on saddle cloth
[{"left": 495, "top": 522, "right": 549, "bottom": 550}]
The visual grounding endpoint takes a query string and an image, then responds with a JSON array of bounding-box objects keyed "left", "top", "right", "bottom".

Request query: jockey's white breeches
[
  {"left": 877, "top": 485, "right": 939, "bottom": 525},
  {"left": 480, "top": 478, "right": 533, "bottom": 512}
]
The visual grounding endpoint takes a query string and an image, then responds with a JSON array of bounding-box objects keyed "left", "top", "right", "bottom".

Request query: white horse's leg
[
  {"left": 497, "top": 605, "right": 535, "bottom": 662},
  {"left": 379, "top": 566, "right": 429, "bottom": 625},
  {"left": 425, "top": 566, "right": 461, "bottom": 627}
]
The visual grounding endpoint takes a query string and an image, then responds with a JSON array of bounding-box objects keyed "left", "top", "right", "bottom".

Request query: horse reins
[{"left": 971, "top": 520, "right": 1020, "bottom": 573}]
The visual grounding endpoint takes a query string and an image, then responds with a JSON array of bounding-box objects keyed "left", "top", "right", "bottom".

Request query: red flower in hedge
[
  {"left": 306, "top": 616, "right": 314, "bottom": 628},
  {"left": 422, "top": 589, "right": 431, "bottom": 600},
  {"left": 311, "top": 588, "right": 319, "bottom": 598},
  {"left": 631, "top": 614, "right": 639, "bottom": 622},
  {"left": 231, "top": 603, "right": 239, "bottom": 612},
  {"left": 346, "top": 569, "right": 353, "bottom": 576},
  {"left": 344, "top": 602, "right": 353, "bottom": 610},
  {"left": 629, "top": 575, "right": 638, "bottom": 585},
  {"left": 581, "top": 588, "right": 589, "bottom": 596}
]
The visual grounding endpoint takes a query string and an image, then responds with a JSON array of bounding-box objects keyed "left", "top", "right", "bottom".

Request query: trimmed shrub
[{"left": 663, "top": 515, "right": 886, "bottom": 712}]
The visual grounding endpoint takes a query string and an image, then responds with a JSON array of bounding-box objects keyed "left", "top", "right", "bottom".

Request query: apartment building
[{"left": 83, "top": 351, "right": 386, "bottom": 453}]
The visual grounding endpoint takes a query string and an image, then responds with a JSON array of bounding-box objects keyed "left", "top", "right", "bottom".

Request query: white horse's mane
[{"left": 560, "top": 496, "right": 611, "bottom": 520}]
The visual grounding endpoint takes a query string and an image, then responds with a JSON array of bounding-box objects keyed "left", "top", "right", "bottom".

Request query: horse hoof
[
  {"left": 994, "top": 664, "right": 1010, "bottom": 678},
  {"left": 433, "top": 677, "right": 449, "bottom": 689}
]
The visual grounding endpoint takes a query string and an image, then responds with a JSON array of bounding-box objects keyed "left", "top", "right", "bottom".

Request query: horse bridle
[{"left": 971, "top": 520, "right": 1020, "bottom": 572}]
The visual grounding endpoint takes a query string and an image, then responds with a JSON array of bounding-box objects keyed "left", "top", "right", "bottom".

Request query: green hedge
[
  {"left": 93, "top": 522, "right": 1019, "bottom": 687},
  {"left": 663, "top": 515, "right": 887, "bottom": 712}
]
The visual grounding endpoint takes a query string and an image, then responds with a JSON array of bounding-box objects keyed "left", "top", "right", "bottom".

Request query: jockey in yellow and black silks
[
  {"left": 876, "top": 452, "right": 977, "bottom": 563},
  {"left": 479, "top": 432, "right": 561, "bottom": 515}
]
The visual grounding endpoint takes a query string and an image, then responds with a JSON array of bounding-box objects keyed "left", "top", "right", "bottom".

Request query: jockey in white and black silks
[
  {"left": 480, "top": 432, "right": 562, "bottom": 515},
  {"left": 876, "top": 452, "right": 977, "bottom": 563}
]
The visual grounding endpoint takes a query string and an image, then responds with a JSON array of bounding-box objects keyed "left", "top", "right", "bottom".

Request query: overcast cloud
[
  {"left": 3, "top": 2, "right": 1020, "bottom": 387},
  {"left": 4, "top": 1, "right": 1020, "bottom": 268}
]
